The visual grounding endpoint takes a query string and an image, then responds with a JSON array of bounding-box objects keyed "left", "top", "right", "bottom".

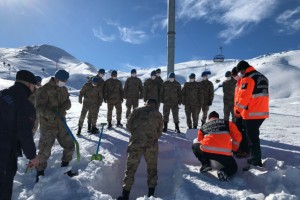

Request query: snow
[{"left": 1, "top": 45, "right": 300, "bottom": 200}]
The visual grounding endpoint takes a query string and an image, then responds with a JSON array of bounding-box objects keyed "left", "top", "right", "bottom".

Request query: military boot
[
  {"left": 117, "top": 189, "right": 130, "bottom": 200},
  {"left": 163, "top": 122, "right": 168, "bottom": 132},
  {"left": 77, "top": 126, "right": 82, "bottom": 136},
  {"left": 61, "top": 161, "right": 78, "bottom": 177},
  {"left": 87, "top": 123, "right": 92, "bottom": 132},
  {"left": 117, "top": 121, "right": 123, "bottom": 127},
  {"left": 36, "top": 170, "right": 44, "bottom": 183},
  {"left": 91, "top": 126, "right": 99, "bottom": 134},
  {"left": 148, "top": 187, "right": 155, "bottom": 197},
  {"left": 108, "top": 121, "right": 112, "bottom": 128},
  {"left": 175, "top": 123, "right": 181, "bottom": 133}
]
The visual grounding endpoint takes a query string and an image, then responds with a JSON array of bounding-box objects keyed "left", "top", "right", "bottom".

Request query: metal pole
[{"left": 167, "top": 0, "right": 175, "bottom": 75}]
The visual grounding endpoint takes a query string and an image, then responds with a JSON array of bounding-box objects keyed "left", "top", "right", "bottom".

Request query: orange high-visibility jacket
[
  {"left": 234, "top": 79, "right": 242, "bottom": 117},
  {"left": 197, "top": 119, "right": 242, "bottom": 156},
  {"left": 235, "top": 66, "right": 269, "bottom": 119}
]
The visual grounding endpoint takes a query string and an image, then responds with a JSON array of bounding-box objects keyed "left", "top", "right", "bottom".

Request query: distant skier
[
  {"left": 222, "top": 71, "right": 237, "bottom": 122},
  {"left": 182, "top": 73, "right": 204, "bottom": 129},
  {"left": 123, "top": 69, "right": 143, "bottom": 119},
  {"left": 117, "top": 99, "right": 163, "bottom": 200},
  {"left": 192, "top": 111, "right": 242, "bottom": 181},
  {"left": 0, "top": 70, "right": 39, "bottom": 199},
  {"left": 35, "top": 70, "right": 77, "bottom": 182},
  {"left": 198, "top": 71, "right": 214, "bottom": 125},
  {"left": 103, "top": 70, "right": 124, "bottom": 128},
  {"left": 77, "top": 77, "right": 103, "bottom": 135},
  {"left": 160, "top": 72, "right": 182, "bottom": 133},
  {"left": 235, "top": 61, "right": 269, "bottom": 167}
]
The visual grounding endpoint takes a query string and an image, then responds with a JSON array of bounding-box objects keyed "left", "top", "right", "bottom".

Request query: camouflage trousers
[
  {"left": 36, "top": 117, "right": 75, "bottom": 171},
  {"left": 163, "top": 104, "right": 179, "bottom": 123},
  {"left": 87, "top": 103, "right": 101, "bottom": 124},
  {"left": 123, "top": 144, "right": 159, "bottom": 191},
  {"left": 184, "top": 104, "right": 200, "bottom": 128},
  {"left": 199, "top": 105, "right": 209, "bottom": 123},
  {"left": 79, "top": 102, "right": 99, "bottom": 127},
  {"left": 107, "top": 102, "right": 122, "bottom": 122},
  {"left": 223, "top": 102, "right": 236, "bottom": 122},
  {"left": 32, "top": 113, "right": 40, "bottom": 136},
  {"left": 125, "top": 98, "right": 139, "bottom": 118}
]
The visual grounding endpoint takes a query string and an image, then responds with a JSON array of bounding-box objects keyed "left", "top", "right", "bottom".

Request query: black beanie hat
[
  {"left": 208, "top": 111, "right": 219, "bottom": 119},
  {"left": 236, "top": 60, "right": 250, "bottom": 72},
  {"left": 16, "top": 70, "right": 37, "bottom": 84},
  {"left": 231, "top": 67, "right": 238, "bottom": 76}
]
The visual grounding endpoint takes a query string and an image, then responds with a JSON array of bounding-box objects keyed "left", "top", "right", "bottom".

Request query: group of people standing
[
  {"left": 77, "top": 68, "right": 215, "bottom": 136},
  {"left": 0, "top": 60, "right": 269, "bottom": 200},
  {"left": 192, "top": 60, "right": 269, "bottom": 185}
]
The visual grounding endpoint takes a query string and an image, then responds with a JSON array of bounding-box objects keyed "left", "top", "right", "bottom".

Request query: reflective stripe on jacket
[
  {"left": 197, "top": 118, "right": 242, "bottom": 156},
  {"left": 235, "top": 66, "right": 269, "bottom": 119}
]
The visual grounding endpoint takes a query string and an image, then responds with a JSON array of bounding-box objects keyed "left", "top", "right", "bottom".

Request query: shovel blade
[{"left": 91, "top": 154, "right": 103, "bottom": 161}]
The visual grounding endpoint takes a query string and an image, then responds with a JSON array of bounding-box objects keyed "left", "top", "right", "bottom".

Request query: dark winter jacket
[{"left": 0, "top": 82, "right": 36, "bottom": 172}]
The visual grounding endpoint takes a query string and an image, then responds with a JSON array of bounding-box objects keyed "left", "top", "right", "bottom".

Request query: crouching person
[
  {"left": 118, "top": 99, "right": 163, "bottom": 200},
  {"left": 192, "top": 111, "right": 242, "bottom": 181}
]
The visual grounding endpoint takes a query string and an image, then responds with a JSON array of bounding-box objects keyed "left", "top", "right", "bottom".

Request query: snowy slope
[
  {"left": 0, "top": 44, "right": 98, "bottom": 90},
  {"left": 0, "top": 47, "right": 300, "bottom": 200}
]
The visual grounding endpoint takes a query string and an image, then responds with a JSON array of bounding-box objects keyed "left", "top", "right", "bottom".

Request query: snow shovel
[
  {"left": 91, "top": 123, "right": 107, "bottom": 161},
  {"left": 59, "top": 116, "right": 81, "bottom": 162}
]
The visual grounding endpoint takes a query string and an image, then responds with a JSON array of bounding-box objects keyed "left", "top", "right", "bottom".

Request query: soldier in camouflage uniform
[
  {"left": 118, "top": 99, "right": 163, "bottom": 200},
  {"left": 77, "top": 77, "right": 103, "bottom": 135},
  {"left": 198, "top": 71, "right": 214, "bottom": 126},
  {"left": 222, "top": 71, "right": 237, "bottom": 122},
  {"left": 124, "top": 69, "right": 143, "bottom": 118},
  {"left": 87, "top": 68, "right": 105, "bottom": 131},
  {"left": 103, "top": 70, "right": 124, "bottom": 128},
  {"left": 160, "top": 72, "right": 182, "bottom": 133},
  {"left": 35, "top": 70, "right": 77, "bottom": 182},
  {"left": 182, "top": 73, "right": 204, "bottom": 129},
  {"left": 143, "top": 70, "right": 160, "bottom": 103},
  {"left": 155, "top": 69, "right": 163, "bottom": 108}
]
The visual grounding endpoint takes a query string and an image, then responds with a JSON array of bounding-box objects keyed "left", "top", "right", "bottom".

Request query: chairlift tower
[{"left": 167, "top": 0, "right": 175, "bottom": 75}]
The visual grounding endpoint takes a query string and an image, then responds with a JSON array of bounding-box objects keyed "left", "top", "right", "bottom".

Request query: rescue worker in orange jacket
[
  {"left": 235, "top": 60, "right": 269, "bottom": 167},
  {"left": 232, "top": 67, "right": 248, "bottom": 158},
  {"left": 192, "top": 111, "right": 242, "bottom": 181}
]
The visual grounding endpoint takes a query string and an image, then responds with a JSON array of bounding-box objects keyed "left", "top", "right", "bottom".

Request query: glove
[
  {"left": 79, "top": 97, "right": 82, "bottom": 104},
  {"left": 104, "top": 99, "right": 107, "bottom": 103},
  {"left": 235, "top": 110, "right": 241, "bottom": 117},
  {"left": 139, "top": 94, "right": 143, "bottom": 99},
  {"left": 121, "top": 99, "right": 123, "bottom": 103},
  {"left": 208, "top": 102, "right": 212, "bottom": 106}
]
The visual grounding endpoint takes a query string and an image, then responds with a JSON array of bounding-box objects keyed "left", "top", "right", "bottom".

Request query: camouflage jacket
[
  {"left": 143, "top": 78, "right": 160, "bottom": 102},
  {"left": 124, "top": 77, "right": 143, "bottom": 99},
  {"left": 222, "top": 78, "right": 237, "bottom": 104},
  {"left": 79, "top": 81, "right": 104, "bottom": 105},
  {"left": 198, "top": 80, "right": 214, "bottom": 105},
  {"left": 160, "top": 80, "right": 182, "bottom": 105},
  {"left": 126, "top": 106, "right": 163, "bottom": 148},
  {"left": 103, "top": 78, "right": 124, "bottom": 104},
  {"left": 36, "top": 77, "right": 71, "bottom": 121},
  {"left": 182, "top": 81, "right": 203, "bottom": 106}
]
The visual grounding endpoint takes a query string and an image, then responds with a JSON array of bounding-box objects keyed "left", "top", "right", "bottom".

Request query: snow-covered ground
[{"left": 1, "top": 46, "right": 300, "bottom": 199}]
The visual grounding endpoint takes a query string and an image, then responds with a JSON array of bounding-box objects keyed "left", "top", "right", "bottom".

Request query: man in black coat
[{"left": 0, "top": 70, "right": 39, "bottom": 200}]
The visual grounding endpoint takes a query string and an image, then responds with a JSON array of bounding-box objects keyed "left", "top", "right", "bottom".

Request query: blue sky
[{"left": 0, "top": 0, "right": 300, "bottom": 72}]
